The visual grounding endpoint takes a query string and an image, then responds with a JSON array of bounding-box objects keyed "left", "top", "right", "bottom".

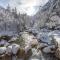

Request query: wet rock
[
  {"left": 0, "top": 47, "right": 6, "bottom": 54},
  {"left": 5, "top": 54, "right": 12, "bottom": 60},
  {"left": 0, "top": 54, "right": 6, "bottom": 60},
  {"left": 30, "top": 37, "right": 38, "bottom": 47},
  {"left": 12, "top": 55, "right": 17, "bottom": 60},
  {"left": 54, "top": 36, "right": 60, "bottom": 59},
  {"left": 54, "top": 36, "right": 60, "bottom": 48},
  {"left": 55, "top": 48, "right": 60, "bottom": 59},
  {"left": 42, "top": 47, "right": 52, "bottom": 53},
  {"left": 29, "top": 48, "right": 42, "bottom": 60},
  {"left": 0, "top": 39, "right": 10, "bottom": 47},
  {"left": 12, "top": 44, "right": 20, "bottom": 55},
  {"left": 28, "top": 28, "right": 38, "bottom": 36},
  {"left": 4, "top": 42, "right": 10, "bottom": 47},
  {"left": 8, "top": 37, "right": 17, "bottom": 43},
  {"left": 49, "top": 45, "right": 56, "bottom": 50},
  {"left": 0, "top": 54, "right": 12, "bottom": 60},
  {"left": 6, "top": 44, "right": 20, "bottom": 55},
  {"left": 42, "top": 47, "right": 51, "bottom": 53},
  {"left": 17, "top": 47, "right": 32, "bottom": 60},
  {"left": 54, "top": 34, "right": 60, "bottom": 59},
  {"left": 17, "top": 48, "right": 26, "bottom": 59},
  {"left": 37, "top": 43, "right": 48, "bottom": 50},
  {"left": 37, "top": 33, "right": 53, "bottom": 44},
  {"left": 25, "top": 45, "right": 31, "bottom": 53},
  {"left": 6, "top": 45, "right": 12, "bottom": 55},
  {"left": 0, "top": 40, "right": 7, "bottom": 45},
  {"left": 22, "top": 32, "right": 38, "bottom": 47}
]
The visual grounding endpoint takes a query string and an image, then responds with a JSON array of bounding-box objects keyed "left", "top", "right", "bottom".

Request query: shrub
[{"left": 14, "top": 36, "right": 25, "bottom": 48}]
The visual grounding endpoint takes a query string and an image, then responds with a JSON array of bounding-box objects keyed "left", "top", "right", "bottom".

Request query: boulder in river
[
  {"left": 6, "top": 45, "right": 12, "bottom": 55},
  {"left": 0, "top": 40, "right": 9, "bottom": 46},
  {"left": 42, "top": 46, "right": 55, "bottom": 53},
  {"left": 0, "top": 47, "right": 6, "bottom": 54},
  {"left": 12, "top": 44, "right": 20, "bottom": 55},
  {"left": 53, "top": 35, "right": 60, "bottom": 59},
  {"left": 22, "top": 32, "right": 38, "bottom": 47},
  {"left": 55, "top": 48, "right": 60, "bottom": 59},
  {"left": 37, "top": 43, "right": 48, "bottom": 50}
]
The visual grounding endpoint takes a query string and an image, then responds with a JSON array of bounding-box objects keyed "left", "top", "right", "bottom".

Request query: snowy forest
[{"left": 0, "top": 0, "right": 60, "bottom": 60}]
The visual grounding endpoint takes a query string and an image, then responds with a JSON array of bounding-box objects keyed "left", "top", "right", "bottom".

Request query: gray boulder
[{"left": 0, "top": 47, "right": 6, "bottom": 54}]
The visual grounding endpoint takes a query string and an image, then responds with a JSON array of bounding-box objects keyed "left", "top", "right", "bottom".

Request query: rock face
[{"left": 54, "top": 35, "right": 60, "bottom": 59}]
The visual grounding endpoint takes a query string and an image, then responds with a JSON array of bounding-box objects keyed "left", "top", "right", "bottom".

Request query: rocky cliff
[{"left": 32, "top": 0, "right": 60, "bottom": 30}]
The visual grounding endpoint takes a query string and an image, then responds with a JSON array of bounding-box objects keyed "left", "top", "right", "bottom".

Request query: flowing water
[{"left": 11, "top": 48, "right": 59, "bottom": 60}]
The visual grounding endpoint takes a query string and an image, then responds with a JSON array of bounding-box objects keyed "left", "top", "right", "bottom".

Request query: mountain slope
[{"left": 32, "top": 0, "right": 60, "bottom": 30}]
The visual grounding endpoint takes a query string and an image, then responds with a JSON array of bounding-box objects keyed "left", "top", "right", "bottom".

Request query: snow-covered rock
[
  {"left": 6, "top": 45, "right": 12, "bottom": 54},
  {"left": 12, "top": 44, "right": 20, "bottom": 55},
  {"left": 0, "top": 47, "right": 6, "bottom": 54}
]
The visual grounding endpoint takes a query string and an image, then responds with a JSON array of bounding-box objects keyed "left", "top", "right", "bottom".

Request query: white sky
[{"left": 7, "top": 0, "right": 49, "bottom": 15}]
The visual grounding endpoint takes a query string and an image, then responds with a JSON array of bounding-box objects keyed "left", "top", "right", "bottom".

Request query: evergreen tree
[{"left": 6, "top": 4, "right": 10, "bottom": 11}]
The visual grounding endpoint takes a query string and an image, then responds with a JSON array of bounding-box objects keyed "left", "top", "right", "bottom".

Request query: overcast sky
[{"left": 0, "top": 0, "right": 49, "bottom": 16}]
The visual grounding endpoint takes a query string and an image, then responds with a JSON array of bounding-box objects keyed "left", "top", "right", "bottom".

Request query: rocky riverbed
[{"left": 0, "top": 31, "right": 60, "bottom": 60}]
